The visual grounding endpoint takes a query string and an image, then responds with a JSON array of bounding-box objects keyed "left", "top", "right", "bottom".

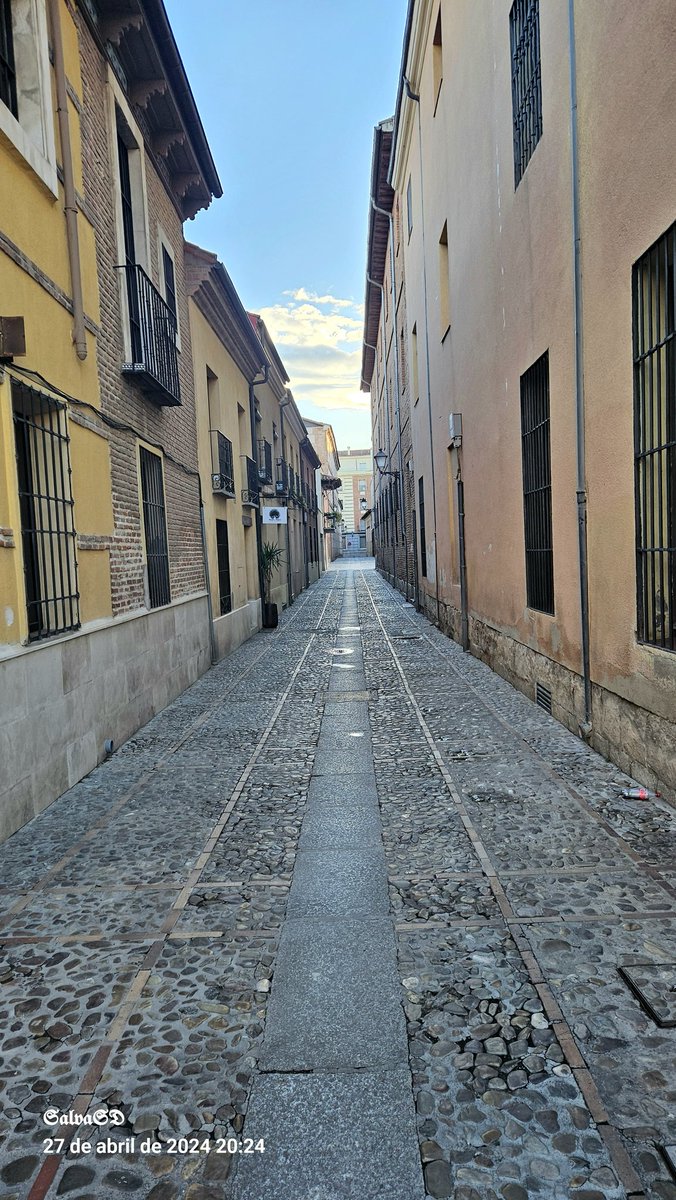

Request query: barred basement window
[
  {"left": 520, "top": 350, "right": 554, "bottom": 614},
  {"left": 633, "top": 221, "right": 676, "bottom": 651},
  {"left": 216, "top": 519, "right": 232, "bottom": 615},
  {"left": 509, "top": 0, "right": 542, "bottom": 187},
  {"left": 12, "top": 379, "right": 80, "bottom": 641},
  {"left": 139, "top": 446, "right": 171, "bottom": 608}
]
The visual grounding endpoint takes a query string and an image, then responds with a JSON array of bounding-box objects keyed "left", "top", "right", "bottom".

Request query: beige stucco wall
[
  {"left": 575, "top": 0, "right": 676, "bottom": 726},
  {"left": 384, "top": 0, "right": 676, "bottom": 791}
]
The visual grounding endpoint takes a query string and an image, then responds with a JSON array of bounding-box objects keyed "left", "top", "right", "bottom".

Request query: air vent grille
[{"left": 535, "top": 682, "right": 552, "bottom": 715}]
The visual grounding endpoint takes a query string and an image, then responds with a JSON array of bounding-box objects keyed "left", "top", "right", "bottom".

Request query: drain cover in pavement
[{"left": 618, "top": 963, "right": 676, "bottom": 1027}]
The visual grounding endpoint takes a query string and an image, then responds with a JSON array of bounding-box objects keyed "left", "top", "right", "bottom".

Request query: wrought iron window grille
[
  {"left": 520, "top": 350, "right": 554, "bottom": 615},
  {"left": 139, "top": 447, "right": 171, "bottom": 609},
  {"left": 12, "top": 380, "right": 80, "bottom": 642},
  {"left": 633, "top": 221, "right": 676, "bottom": 652},
  {"left": 509, "top": 0, "right": 543, "bottom": 188}
]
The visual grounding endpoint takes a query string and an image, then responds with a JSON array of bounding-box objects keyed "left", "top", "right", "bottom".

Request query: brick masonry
[{"left": 77, "top": 14, "right": 205, "bottom": 618}]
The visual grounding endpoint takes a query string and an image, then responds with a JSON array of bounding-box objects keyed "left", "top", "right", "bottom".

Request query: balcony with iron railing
[
  {"left": 211, "top": 431, "right": 235, "bottom": 496},
  {"left": 118, "top": 264, "right": 181, "bottom": 406},
  {"left": 242, "top": 456, "right": 260, "bottom": 507},
  {"left": 258, "top": 438, "right": 273, "bottom": 484},
  {"left": 276, "top": 458, "right": 288, "bottom": 496}
]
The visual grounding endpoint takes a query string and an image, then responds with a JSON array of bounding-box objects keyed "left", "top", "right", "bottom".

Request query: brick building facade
[{"left": 362, "top": 120, "right": 416, "bottom": 601}]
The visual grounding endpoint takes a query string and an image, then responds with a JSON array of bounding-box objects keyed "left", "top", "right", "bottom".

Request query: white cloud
[
  {"left": 259, "top": 302, "right": 362, "bottom": 349},
  {"left": 256, "top": 289, "right": 368, "bottom": 424},
  {"left": 283, "top": 287, "right": 363, "bottom": 312}
]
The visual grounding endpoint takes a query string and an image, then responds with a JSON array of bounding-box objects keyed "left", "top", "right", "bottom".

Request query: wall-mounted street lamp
[{"left": 374, "top": 448, "right": 399, "bottom": 479}]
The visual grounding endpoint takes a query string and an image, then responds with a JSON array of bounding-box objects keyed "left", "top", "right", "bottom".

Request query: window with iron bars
[
  {"left": 216, "top": 518, "right": 233, "bottom": 615},
  {"left": 509, "top": 0, "right": 542, "bottom": 188},
  {"left": 520, "top": 350, "right": 554, "bottom": 615},
  {"left": 12, "top": 380, "right": 80, "bottom": 641},
  {"left": 139, "top": 446, "right": 171, "bottom": 608},
  {"left": 633, "top": 221, "right": 676, "bottom": 652}
]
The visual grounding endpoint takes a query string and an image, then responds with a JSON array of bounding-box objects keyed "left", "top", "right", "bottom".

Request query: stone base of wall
[
  {"left": 0, "top": 593, "right": 211, "bottom": 845},
  {"left": 407, "top": 580, "right": 676, "bottom": 803},
  {"left": 213, "top": 599, "right": 261, "bottom": 662},
  {"left": 376, "top": 547, "right": 416, "bottom": 603}
]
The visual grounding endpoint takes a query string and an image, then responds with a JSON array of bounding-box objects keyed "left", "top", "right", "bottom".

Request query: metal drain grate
[
  {"left": 535, "top": 681, "right": 552, "bottom": 714},
  {"left": 659, "top": 1145, "right": 676, "bottom": 1181},
  {"left": 618, "top": 963, "right": 676, "bottom": 1027}
]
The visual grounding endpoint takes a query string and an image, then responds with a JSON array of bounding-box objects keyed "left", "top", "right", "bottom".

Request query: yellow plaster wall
[
  {"left": 189, "top": 300, "right": 260, "bottom": 620},
  {"left": 0, "top": 0, "right": 108, "bottom": 648},
  {"left": 76, "top": 549, "right": 112, "bottom": 623}
]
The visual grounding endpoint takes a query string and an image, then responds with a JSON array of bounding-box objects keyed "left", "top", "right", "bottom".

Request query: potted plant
[{"left": 260, "top": 541, "right": 286, "bottom": 628}]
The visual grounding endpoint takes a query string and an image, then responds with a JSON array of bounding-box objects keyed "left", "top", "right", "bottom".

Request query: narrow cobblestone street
[{"left": 1, "top": 564, "right": 675, "bottom": 1200}]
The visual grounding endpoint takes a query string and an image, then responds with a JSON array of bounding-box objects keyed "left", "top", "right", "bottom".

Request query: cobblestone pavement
[{"left": 0, "top": 564, "right": 674, "bottom": 1199}]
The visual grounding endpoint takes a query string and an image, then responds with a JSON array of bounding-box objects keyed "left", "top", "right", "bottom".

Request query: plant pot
[{"left": 263, "top": 602, "right": 278, "bottom": 629}]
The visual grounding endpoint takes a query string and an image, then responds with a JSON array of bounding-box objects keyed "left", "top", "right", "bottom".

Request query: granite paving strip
[
  {"left": 231, "top": 1069, "right": 425, "bottom": 1200},
  {"left": 231, "top": 572, "right": 425, "bottom": 1199},
  {"left": 358, "top": 568, "right": 674, "bottom": 1200}
]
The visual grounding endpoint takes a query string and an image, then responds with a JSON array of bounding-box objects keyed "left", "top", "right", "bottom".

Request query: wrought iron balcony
[
  {"left": 276, "top": 458, "right": 289, "bottom": 495},
  {"left": 211, "top": 431, "right": 235, "bottom": 496},
  {"left": 118, "top": 263, "right": 181, "bottom": 406},
  {"left": 242, "top": 456, "right": 260, "bottom": 507},
  {"left": 258, "top": 439, "right": 273, "bottom": 484}
]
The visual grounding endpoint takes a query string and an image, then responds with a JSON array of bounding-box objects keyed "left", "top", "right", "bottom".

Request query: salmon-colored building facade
[{"left": 363, "top": 0, "right": 676, "bottom": 796}]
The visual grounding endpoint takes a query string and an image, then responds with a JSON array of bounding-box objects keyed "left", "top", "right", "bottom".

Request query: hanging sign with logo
[{"left": 262, "top": 507, "right": 288, "bottom": 525}]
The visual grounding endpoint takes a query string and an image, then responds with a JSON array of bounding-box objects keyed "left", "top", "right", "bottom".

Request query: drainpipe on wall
[
  {"left": 456, "top": 467, "right": 469, "bottom": 652},
  {"left": 372, "top": 200, "right": 410, "bottom": 600},
  {"left": 48, "top": 0, "right": 87, "bottom": 361},
  {"left": 567, "top": 0, "right": 593, "bottom": 737},
  {"left": 405, "top": 77, "right": 441, "bottom": 629}
]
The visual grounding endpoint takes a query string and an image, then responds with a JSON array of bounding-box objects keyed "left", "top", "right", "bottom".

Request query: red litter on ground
[{"left": 621, "top": 787, "right": 661, "bottom": 800}]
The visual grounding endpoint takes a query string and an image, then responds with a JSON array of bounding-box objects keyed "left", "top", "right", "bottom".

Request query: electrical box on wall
[{"left": 449, "top": 412, "right": 463, "bottom": 447}]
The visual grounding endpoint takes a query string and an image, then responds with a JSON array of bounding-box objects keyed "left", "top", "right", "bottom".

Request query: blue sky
[{"left": 165, "top": 0, "right": 408, "bottom": 449}]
